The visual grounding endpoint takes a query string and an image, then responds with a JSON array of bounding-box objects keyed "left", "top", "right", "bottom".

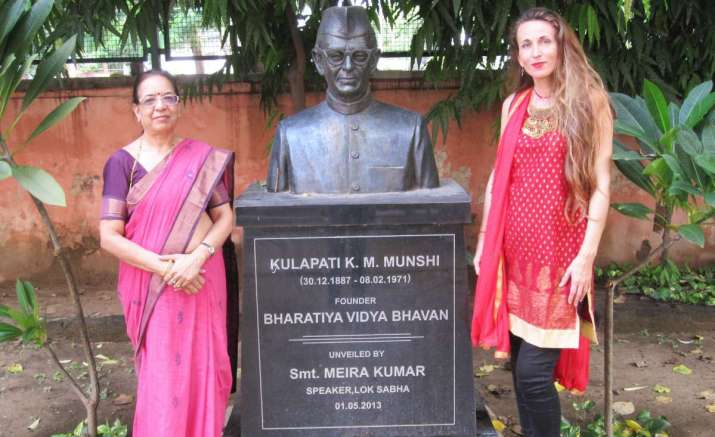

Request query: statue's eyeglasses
[
  {"left": 316, "top": 48, "right": 377, "bottom": 67},
  {"left": 138, "top": 94, "right": 180, "bottom": 108}
]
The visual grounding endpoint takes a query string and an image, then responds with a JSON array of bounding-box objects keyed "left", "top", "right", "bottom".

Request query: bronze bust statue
[{"left": 266, "top": 5, "right": 440, "bottom": 194}]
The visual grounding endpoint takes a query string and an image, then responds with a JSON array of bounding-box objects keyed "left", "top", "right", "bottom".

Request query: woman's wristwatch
[{"left": 200, "top": 241, "right": 215, "bottom": 256}]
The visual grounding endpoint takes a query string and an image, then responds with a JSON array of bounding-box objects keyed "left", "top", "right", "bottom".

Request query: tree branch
[
  {"left": 46, "top": 342, "right": 87, "bottom": 402},
  {"left": 28, "top": 191, "right": 100, "bottom": 398},
  {"left": 286, "top": 2, "right": 306, "bottom": 112},
  {"left": 608, "top": 236, "right": 682, "bottom": 290},
  {"left": 1, "top": 136, "right": 99, "bottom": 435}
]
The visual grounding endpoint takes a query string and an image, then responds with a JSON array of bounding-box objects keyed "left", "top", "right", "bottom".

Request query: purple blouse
[{"left": 101, "top": 148, "right": 230, "bottom": 221}]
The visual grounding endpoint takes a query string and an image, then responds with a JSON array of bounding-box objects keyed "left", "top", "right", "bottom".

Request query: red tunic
[{"left": 503, "top": 128, "right": 587, "bottom": 349}]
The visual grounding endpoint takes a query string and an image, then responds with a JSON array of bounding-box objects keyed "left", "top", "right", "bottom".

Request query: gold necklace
[
  {"left": 522, "top": 103, "right": 556, "bottom": 139},
  {"left": 128, "top": 136, "right": 178, "bottom": 190},
  {"left": 128, "top": 137, "right": 142, "bottom": 191}
]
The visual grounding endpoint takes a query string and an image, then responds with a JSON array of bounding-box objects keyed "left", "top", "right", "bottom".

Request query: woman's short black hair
[{"left": 132, "top": 69, "right": 180, "bottom": 104}]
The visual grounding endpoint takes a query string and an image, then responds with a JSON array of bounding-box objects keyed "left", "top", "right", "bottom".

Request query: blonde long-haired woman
[{"left": 471, "top": 7, "right": 613, "bottom": 436}]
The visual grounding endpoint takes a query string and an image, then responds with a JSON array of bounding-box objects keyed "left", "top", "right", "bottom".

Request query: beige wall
[{"left": 1, "top": 77, "right": 712, "bottom": 284}]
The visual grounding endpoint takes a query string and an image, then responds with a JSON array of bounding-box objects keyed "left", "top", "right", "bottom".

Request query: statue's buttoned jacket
[{"left": 267, "top": 99, "right": 439, "bottom": 194}]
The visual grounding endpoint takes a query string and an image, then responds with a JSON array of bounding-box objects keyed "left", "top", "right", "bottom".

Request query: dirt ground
[
  {"left": 473, "top": 331, "right": 715, "bottom": 436},
  {"left": 1, "top": 283, "right": 713, "bottom": 436}
]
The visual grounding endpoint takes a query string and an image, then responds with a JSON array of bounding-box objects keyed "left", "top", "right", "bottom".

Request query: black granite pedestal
[{"left": 233, "top": 180, "right": 485, "bottom": 436}]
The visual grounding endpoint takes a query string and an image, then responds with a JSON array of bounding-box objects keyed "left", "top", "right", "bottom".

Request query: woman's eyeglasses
[{"left": 139, "top": 94, "right": 180, "bottom": 108}]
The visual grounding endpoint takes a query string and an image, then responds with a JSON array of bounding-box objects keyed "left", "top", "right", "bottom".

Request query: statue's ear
[
  {"left": 312, "top": 48, "right": 326, "bottom": 76},
  {"left": 368, "top": 49, "right": 381, "bottom": 75}
]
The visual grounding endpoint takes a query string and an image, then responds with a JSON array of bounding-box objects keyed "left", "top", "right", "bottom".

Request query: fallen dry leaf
[
  {"left": 653, "top": 384, "right": 671, "bottom": 394},
  {"left": 554, "top": 381, "right": 566, "bottom": 392},
  {"left": 612, "top": 401, "right": 635, "bottom": 416},
  {"left": 491, "top": 419, "right": 506, "bottom": 432},
  {"left": 673, "top": 364, "right": 693, "bottom": 375},
  {"left": 6, "top": 363, "right": 23, "bottom": 374},
  {"left": 27, "top": 417, "right": 40, "bottom": 431},
  {"left": 632, "top": 360, "right": 648, "bottom": 368},
  {"left": 690, "top": 348, "right": 703, "bottom": 355},
  {"left": 623, "top": 386, "right": 648, "bottom": 392},
  {"left": 697, "top": 390, "right": 715, "bottom": 400},
  {"left": 706, "top": 404, "right": 715, "bottom": 413},
  {"left": 655, "top": 396, "right": 672, "bottom": 404},
  {"left": 474, "top": 364, "right": 498, "bottom": 377},
  {"left": 625, "top": 419, "right": 642, "bottom": 431},
  {"left": 96, "top": 354, "right": 119, "bottom": 366},
  {"left": 112, "top": 393, "right": 134, "bottom": 405}
]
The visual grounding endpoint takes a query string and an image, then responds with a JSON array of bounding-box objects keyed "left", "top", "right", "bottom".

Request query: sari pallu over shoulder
[
  {"left": 117, "top": 139, "right": 234, "bottom": 356},
  {"left": 471, "top": 89, "right": 531, "bottom": 358},
  {"left": 470, "top": 89, "right": 595, "bottom": 393}
]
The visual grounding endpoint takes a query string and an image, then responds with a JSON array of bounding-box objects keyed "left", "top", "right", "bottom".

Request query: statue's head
[{"left": 312, "top": 6, "right": 380, "bottom": 101}]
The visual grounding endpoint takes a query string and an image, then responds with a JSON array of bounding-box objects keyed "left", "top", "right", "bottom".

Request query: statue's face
[{"left": 314, "top": 34, "right": 379, "bottom": 100}]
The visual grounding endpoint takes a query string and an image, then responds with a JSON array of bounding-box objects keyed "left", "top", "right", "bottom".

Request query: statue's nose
[{"left": 343, "top": 54, "right": 353, "bottom": 71}]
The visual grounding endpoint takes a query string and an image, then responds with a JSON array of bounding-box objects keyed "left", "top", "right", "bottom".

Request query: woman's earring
[{"left": 520, "top": 67, "right": 524, "bottom": 77}]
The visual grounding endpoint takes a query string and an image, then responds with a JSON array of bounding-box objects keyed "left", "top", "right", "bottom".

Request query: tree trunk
[
  {"left": 149, "top": 21, "right": 162, "bottom": 70},
  {"left": 659, "top": 218, "right": 673, "bottom": 264},
  {"left": 29, "top": 197, "right": 100, "bottom": 437},
  {"left": 190, "top": 31, "right": 205, "bottom": 75},
  {"left": 1, "top": 141, "right": 99, "bottom": 436},
  {"left": 604, "top": 277, "right": 614, "bottom": 437},
  {"left": 285, "top": 3, "right": 306, "bottom": 113}
]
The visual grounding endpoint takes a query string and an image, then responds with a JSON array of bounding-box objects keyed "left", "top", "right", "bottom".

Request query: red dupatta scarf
[
  {"left": 471, "top": 89, "right": 592, "bottom": 393},
  {"left": 117, "top": 139, "right": 234, "bottom": 357}
]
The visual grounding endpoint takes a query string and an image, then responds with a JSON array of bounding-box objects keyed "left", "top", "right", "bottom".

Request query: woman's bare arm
[
  {"left": 99, "top": 220, "right": 168, "bottom": 275},
  {"left": 202, "top": 203, "right": 235, "bottom": 253}
]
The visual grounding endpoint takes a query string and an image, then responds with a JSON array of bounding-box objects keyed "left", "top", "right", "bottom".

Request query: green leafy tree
[
  {"left": 602, "top": 78, "right": 715, "bottom": 436},
  {"left": 47, "top": 1, "right": 400, "bottom": 114},
  {"left": 610, "top": 79, "right": 715, "bottom": 264},
  {"left": 392, "top": 0, "right": 715, "bottom": 141},
  {"left": 42, "top": 2, "right": 715, "bottom": 137},
  {"left": 195, "top": 0, "right": 397, "bottom": 114},
  {"left": 0, "top": 0, "right": 100, "bottom": 435}
]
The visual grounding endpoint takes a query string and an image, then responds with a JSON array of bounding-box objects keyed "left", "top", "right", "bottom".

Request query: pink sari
[{"left": 117, "top": 139, "right": 234, "bottom": 436}]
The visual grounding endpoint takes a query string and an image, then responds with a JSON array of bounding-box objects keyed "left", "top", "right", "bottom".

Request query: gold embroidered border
[
  {"left": 101, "top": 197, "right": 127, "bottom": 220},
  {"left": 509, "top": 313, "right": 580, "bottom": 349}
]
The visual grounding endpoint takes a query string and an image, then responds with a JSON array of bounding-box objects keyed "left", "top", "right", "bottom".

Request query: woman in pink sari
[{"left": 99, "top": 70, "right": 238, "bottom": 437}]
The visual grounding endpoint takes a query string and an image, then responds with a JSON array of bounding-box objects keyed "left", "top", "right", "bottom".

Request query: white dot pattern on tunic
[
  {"left": 503, "top": 129, "right": 589, "bottom": 332},
  {"left": 503, "top": 130, "right": 586, "bottom": 270}
]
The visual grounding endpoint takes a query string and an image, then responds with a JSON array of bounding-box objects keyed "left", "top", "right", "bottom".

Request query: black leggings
[{"left": 510, "top": 333, "right": 562, "bottom": 437}]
